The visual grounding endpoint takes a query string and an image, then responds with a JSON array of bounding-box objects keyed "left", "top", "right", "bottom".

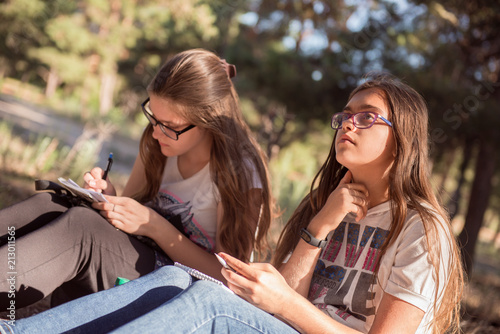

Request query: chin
[
  {"left": 160, "top": 147, "right": 176, "bottom": 157},
  {"left": 335, "top": 155, "right": 350, "bottom": 169}
]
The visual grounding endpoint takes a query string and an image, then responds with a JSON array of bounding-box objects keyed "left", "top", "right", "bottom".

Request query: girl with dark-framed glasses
[{"left": 0, "top": 49, "right": 274, "bottom": 311}]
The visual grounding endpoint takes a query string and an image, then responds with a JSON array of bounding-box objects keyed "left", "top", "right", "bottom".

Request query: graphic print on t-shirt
[
  {"left": 308, "top": 221, "right": 389, "bottom": 322},
  {"left": 149, "top": 191, "right": 215, "bottom": 252}
]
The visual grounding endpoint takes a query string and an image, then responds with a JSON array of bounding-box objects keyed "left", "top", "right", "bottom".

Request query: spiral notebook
[{"left": 174, "top": 262, "right": 234, "bottom": 294}]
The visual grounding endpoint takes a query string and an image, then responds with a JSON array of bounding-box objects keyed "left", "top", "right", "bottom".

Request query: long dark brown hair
[
  {"left": 273, "top": 73, "right": 463, "bottom": 333},
  {"left": 133, "top": 49, "right": 273, "bottom": 262}
]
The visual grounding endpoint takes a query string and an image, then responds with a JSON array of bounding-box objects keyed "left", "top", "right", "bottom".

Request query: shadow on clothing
[{"left": 62, "top": 286, "right": 184, "bottom": 334}]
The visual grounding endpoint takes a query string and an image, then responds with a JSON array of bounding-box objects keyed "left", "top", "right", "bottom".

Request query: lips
[
  {"left": 338, "top": 134, "right": 355, "bottom": 144},
  {"left": 158, "top": 141, "right": 169, "bottom": 147}
]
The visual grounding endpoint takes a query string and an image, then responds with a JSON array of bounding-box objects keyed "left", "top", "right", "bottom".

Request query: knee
[
  {"left": 191, "top": 280, "right": 234, "bottom": 305},
  {"left": 65, "top": 206, "right": 105, "bottom": 229},
  {"left": 144, "top": 266, "right": 192, "bottom": 289},
  {"left": 58, "top": 206, "right": 111, "bottom": 241}
]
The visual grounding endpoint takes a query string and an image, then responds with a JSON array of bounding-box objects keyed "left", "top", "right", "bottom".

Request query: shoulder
[{"left": 404, "top": 204, "right": 452, "bottom": 247}]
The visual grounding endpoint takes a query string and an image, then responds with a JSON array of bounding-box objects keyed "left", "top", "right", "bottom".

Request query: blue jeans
[{"left": 0, "top": 266, "right": 298, "bottom": 334}]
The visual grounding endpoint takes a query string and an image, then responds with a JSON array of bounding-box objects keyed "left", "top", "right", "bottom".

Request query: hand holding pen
[{"left": 83, "top": 152, "right": 116, "bottom": 196}]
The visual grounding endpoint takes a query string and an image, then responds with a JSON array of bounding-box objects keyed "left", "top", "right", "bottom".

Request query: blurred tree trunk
[
  {"left": 45, "top": 69, "right": 59, "bottom": 98},
  {"left": 447, "top": 138, "right": 474, "bottom": 220},
  {"left": 458, "top": 139, "right": 496, "bottom": 278},
  {"left": 99, "top": 72, "right": 117, "bottom": 115},
  {"left": 436, "top": 144, "right": 458, "bottom": 197}
]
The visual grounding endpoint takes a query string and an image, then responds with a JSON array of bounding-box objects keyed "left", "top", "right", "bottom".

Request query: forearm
[
  {"left": 145, "top": 211, "right": 224, "bottom": 281},
  {"left": 279, "top": 241, "right": 322, "bottom": 297},
  {"left": 279, "top": 215, "right": 336, "bottom": 296},
  {"left": 277, "top": 292, "right": 362, "bottom": 334}
]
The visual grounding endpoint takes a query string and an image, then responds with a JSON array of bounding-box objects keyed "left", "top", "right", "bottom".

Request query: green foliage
[
  {"left": 0, "top": 120, "right": 95, "bottom": 181},
  {"left": 45, "top": 15, "right": 95, "bottom": 54},
  {"left": 0, "top": 1, "right": 498, "bottom": 328},
  {"left": 270, "top": 125, "right": 332, "bottom": 223},
  {"left": 28, "top": 47, "right": 89, "bottom": 84}
]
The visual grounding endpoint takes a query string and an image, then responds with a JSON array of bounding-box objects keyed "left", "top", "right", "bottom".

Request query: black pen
[{"left": 102, "top": 152, "right": 113, "bottom": 180}]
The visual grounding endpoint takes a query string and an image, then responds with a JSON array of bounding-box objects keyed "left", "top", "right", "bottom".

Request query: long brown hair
[
  {"left": 273, "top": 73, "right": 463, "bottom": 333},
  {"left": 133, "top": 49, "right": 273, "bottom": 262}
]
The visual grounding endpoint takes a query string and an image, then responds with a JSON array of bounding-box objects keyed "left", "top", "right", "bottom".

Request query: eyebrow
[{"left": 343, "top": 104, "right": 385, "bottom": 114}]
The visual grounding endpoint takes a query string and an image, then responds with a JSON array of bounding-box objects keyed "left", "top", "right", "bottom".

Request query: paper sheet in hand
[{"left": 58, "top": 177, "right": 108, "bottom": 202}]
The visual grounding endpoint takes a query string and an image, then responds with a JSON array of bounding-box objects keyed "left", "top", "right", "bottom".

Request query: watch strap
[{"left": 300, "top": 228, "right": 327, "bottom": 249}]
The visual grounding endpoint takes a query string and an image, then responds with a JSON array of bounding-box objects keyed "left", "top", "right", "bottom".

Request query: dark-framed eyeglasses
[
  {"left": 141, "top": 97, "right": 195, "bottom": 140},
  {"left": 331, "top": 111, "right": 393, "bottom": 130}
]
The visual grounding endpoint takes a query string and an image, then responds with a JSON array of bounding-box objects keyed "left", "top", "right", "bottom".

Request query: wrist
[
  {"left": 300, "top": 227, "right": 328, "bottom": 249},
  {"left": 306, "top": 216, "right": 333, "bottom": 241},
  {"left": 275, "top": 290, "right": 310, "bottom": 332},
  {"left": 142, "top": 207, "right": 161, "bottom": 238}
]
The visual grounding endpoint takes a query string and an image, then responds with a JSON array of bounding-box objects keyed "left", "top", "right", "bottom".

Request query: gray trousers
[{"left": 0, "top": 193, "right": 156, "bottom": 310}]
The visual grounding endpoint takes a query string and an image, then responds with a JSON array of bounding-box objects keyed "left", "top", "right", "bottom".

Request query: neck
[
  {"left": 351, "top": 166, "right": 391, "bottom": 209},
  {"left": 177, "top": 135, "right": 212, "bottom": 179}
]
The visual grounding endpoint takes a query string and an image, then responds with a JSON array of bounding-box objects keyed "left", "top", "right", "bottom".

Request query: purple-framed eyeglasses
[
  {"left": 141, "top": 97, "right": 195, "bottom": 140},
  {"left": 331, "top": 111, "right": 392, "bottom": 130}
]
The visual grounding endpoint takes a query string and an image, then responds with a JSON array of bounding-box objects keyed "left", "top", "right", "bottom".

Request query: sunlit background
[{"left": 0, "top": 0, "right": 498, "bottom": 330}]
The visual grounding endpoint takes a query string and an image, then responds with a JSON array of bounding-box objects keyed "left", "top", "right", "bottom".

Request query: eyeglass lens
[
  {"left": 142, "top": 101, "right": 179, "bottom": 140},
  {"left": 332, "top": 112, "right": 377, "bottom": 129}
]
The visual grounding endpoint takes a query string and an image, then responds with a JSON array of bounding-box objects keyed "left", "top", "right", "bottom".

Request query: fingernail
[{"left": 89, "top": 181, "right": 96, "bottom": 187}]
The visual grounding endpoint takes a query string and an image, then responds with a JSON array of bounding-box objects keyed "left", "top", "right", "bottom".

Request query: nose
[
  {"left": 341, "top": 115, "right": 356, "bottom": 132},
  {"left": 151, "top": 123, "right": 163, "bottom": 139}
]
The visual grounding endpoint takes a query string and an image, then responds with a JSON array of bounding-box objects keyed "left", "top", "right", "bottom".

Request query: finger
[
  {"left": 95, "top": 202, "right": 117, "bottom": 217},
  {"left": 225, "top": 280, "right": 251, "bottom": 300},
  {"left": 105, "top": 202, "right": 116, "bottom": 212},
  {"left": 101, "top": 196, "right": 124, "bottom": 209},
  {"left": 349, "top": 189, "right": 369, "bottom": 205},
  {"left": 354, "top": 204, "right": 367, "bottom": 222},
  {"left": 219, "top": 253, "right": 253, "bottom": 278},
  {"left": 83, "top": 168, "right": 105, "bottom": 189},
  {"left": 105, "top": 195, "right": 127, "bottom": 206},
  {"left": 83, "top": 171, "right": 94, "bottom": 184},
  {"left": 90, "top": 167, "right": 104, "bottom": 179},
  {"left": 343, "top": 181, "right": 369, "bottom": 197},
  {"left": 338, "top": 170, "right": 352, "bottom": 185},
  {"left": 221, "top": 268, "right": 250, "bottom": 291},
  {"left": 350, "top": 199, "right": 368, "bottom": 222},
  {"left": 107, "top": 218, "right": 124, "bottom": 231},
  {"left": 91, "top": 202, "right": 106, "bottom": 211}
]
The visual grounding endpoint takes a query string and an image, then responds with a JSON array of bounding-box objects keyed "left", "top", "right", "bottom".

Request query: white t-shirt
[
  {"left": 147, "top": 156, "right": 219, "bottom": 252},
  {"left": 308, "top": 201, "right": 452, "bottom": 333},
  {"left": 147, "top": 156, "right": 262, "bottom": 254}
]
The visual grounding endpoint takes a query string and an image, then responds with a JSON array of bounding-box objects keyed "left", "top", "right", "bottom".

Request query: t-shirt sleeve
[{"left": 383, "top": 215, "right": 440, "bottom": 312}]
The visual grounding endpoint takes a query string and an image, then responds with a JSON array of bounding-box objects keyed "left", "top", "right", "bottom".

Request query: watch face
[{"left": 301, "top": 230, "right": 312, "bottom": 243}]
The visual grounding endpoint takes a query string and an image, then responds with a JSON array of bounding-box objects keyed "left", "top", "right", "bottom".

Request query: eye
[
  {"left": 360, "top": 112, "right": 375, "bottom": 121},
  {"left": 337, "top": 113, "right": 355, "bottom": 123}
]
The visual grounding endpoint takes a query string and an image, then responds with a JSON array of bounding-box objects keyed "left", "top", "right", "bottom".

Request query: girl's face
[
  {"left": 148, "top": 94, "right": 211, "bottom": 159},
  {"left": 335, "top": 88, "right": 396, "bottom": 175}
]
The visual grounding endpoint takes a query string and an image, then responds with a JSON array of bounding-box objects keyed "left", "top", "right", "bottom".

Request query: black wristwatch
[{"left": 300, "top": 228, "right": 328, "bottom": 249}]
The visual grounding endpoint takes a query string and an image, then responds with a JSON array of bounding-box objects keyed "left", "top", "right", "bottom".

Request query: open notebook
[{"left": 58, "top": 177, "right": 108, "bottom": 202}]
